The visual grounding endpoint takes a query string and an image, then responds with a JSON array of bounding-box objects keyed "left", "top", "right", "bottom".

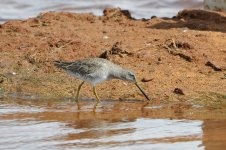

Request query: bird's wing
[{"left": 66, "top": 61, "right": 103, "bottom": 76}]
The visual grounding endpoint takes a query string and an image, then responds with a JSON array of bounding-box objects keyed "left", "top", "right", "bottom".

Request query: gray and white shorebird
[{"left": 54, "top": 58, "right": 150, "bottom": 102}]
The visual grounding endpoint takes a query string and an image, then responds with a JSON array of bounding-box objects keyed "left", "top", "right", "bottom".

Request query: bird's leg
[
  {"left": 75, "top": 81, "right": 85, "bottom": 102},
  {"left": 93, "top": 101, "right": 99, "bottom": 112},
  {"left": 92, "top": 86, "right": 101, "bottom": 102}
]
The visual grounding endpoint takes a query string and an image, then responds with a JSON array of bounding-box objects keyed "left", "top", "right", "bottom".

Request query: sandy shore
[{"left": 0, "top": 8, "right": 225, "bottom": 104}]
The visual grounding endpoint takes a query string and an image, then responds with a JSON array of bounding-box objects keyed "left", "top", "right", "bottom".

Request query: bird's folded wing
[{"left": 66, "top": 61, "right": 103, "bottom": 76}]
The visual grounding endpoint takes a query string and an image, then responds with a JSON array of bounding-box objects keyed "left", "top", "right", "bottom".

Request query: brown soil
[{"left": 0, "top": 8, "right": 226, "bottom": 103}]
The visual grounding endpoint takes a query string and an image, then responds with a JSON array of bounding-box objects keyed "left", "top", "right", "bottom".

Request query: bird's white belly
[{"left": 67, "top": 70, "right": 108, "bottom": 86}]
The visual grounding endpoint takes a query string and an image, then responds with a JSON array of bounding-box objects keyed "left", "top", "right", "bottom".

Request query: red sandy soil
[{"left": 0, "top": 8, "right": 225, "bottom": 103}]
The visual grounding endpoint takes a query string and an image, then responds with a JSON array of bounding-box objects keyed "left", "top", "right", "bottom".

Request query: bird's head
[
  {"left": 123, "top": 69, "right": 150, "bottom": 101},
  {"left": 124, "top": 70, "right": 137, "bottom": 83}
]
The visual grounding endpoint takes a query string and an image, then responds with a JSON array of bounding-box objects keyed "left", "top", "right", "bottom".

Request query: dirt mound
[{"left": 0, "top": 8, "right": 225, "bottom": 103}]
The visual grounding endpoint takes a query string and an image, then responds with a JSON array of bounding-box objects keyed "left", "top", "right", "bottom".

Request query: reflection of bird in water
[{"left": 54, "top": 58, "right": 150, "bottom": 102}]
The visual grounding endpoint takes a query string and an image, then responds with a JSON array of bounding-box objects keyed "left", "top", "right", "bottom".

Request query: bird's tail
[{"left": 53, "top": 61, "right": 70, "bottom": 70}]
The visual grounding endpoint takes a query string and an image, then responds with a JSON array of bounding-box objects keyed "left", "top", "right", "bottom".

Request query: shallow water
[
  {"left": 0, "top": 0, "right": 203, "bottom": 23},
  {"left": 0, "top": 98, "right": 226, "bottom": 150}
]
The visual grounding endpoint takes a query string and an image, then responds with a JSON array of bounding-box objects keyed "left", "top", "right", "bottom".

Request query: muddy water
[
  {"left": 0, "top": 98, "right": 226, "bottom": 150},
  {"left": 0, "top": 0, "right": 203, "bottom": 23}
]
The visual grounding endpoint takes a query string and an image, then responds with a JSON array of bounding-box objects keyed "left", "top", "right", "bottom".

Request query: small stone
[
  {"left": 0, "top": 78, "right": 3, "bottom": 83},
  {"left": 173, "top": 88, "right": 185, "bottom": 95},
  {"left": 141, "top": 78, "right": 153, "bottom": 82},
  {"left": 103, "top": 35, "right": 109, "bottom": 39}
]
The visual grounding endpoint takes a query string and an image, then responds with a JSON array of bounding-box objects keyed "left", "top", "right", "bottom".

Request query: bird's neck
[{"left": 109, "top": 67, "right": 127, "bottom": 80}]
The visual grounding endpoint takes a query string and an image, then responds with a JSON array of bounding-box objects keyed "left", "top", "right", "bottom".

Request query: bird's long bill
[{"left": 135, "top": 82, "right": 150, "bottom": 101}]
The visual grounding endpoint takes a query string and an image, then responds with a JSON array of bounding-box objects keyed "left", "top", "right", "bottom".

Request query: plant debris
[
  {"left": 99, "top": 42, "right": 133, "bottom": 60},
  {"left": 141, "top": 78, "right": 153, "bottom": 82},
  {"left": 205, "top": 61, "right": 222, "bottom": 71},
  {"left": 163, "top": 39, "right": 193, "bottom": 62}
]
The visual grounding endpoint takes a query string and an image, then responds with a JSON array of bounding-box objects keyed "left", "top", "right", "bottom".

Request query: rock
[
  {"left": 173, "top": 88, "right": 185, "bottom": 95},
  {"left": 177, "top": 9, "right": 226, "bottom": 24},
  {"left": 204, "top": 0, "right": 226, "bottom": 12}
]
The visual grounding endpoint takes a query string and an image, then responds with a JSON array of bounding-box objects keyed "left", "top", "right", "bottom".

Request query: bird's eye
[
  {"left": 129, "top": 72, "right": 135, "bottom": 78},
  {"left": 129, "top": 72, "right": 133, "bottom": 76}
]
